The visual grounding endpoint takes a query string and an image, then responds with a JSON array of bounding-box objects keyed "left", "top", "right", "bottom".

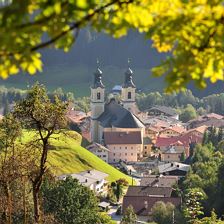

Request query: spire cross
[
  {"left": 96, "top": 58, "right": 100, "bottom": 67},
  {"left": 128, "top": 58, "right": 131, "bottom": 66}
]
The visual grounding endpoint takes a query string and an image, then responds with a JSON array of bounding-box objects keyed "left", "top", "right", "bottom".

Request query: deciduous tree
[
  {"left": 1, "top": 1, "right": 224, "bottom": 91},
  {"left": 13, "top": 83, "right": 68, "bottom": 224}
]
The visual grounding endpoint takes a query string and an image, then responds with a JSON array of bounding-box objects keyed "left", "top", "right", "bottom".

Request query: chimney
[{"left": 144, "top": 201, "right": 148, "bottom": 209}]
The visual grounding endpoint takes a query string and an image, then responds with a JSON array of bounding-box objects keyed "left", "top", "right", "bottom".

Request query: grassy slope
[{"left": 22, "top": 130, "right": 133, "bottom": 183}]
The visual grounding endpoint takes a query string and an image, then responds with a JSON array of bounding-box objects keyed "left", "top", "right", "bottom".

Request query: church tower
[
  {"left": 90, "top": 62, "right": 105, "bottom": 143},
  {"left": 121, "top": 61, "right": 136, "bottom": 113}
]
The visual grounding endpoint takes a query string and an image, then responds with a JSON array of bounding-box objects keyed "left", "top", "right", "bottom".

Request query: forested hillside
[{"left": 0, "top": 30, "right": 223, "bottom": 97}]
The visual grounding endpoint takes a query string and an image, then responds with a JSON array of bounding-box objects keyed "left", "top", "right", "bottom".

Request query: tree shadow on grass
[{"left": 76, "top": 154, "right": 93, "bottom": 168}]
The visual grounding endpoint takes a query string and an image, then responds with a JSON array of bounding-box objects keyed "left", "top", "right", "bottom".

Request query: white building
[
  {"left": 59, "top": 169, "right": 109, "bottom": 195},
  {"left": 86, "top": 142, "right": 109, "bottom": 163}
]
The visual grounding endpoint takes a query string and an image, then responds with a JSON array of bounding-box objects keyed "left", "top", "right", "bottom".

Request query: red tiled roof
[
  {"left": 156, "top": 132, "right": 203, "bottom": 148},
  {"left": 160, "top": 126, "right": 186, "bottom": 134},
  {"left": 104, "top": 131, "right": 142, "bottom": 145},
  {"left": 203, "top": 113, "right": 223, "bottom": 120},
  {"left": 186, "top": 125, "right": 208, "bottom": 134}
]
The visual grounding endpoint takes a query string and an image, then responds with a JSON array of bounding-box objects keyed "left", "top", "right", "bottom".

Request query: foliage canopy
[{"left": 1, "top": 0, "right": 224, "bottom": 91}]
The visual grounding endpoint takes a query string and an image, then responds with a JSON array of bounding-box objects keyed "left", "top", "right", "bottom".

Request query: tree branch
[{"left": 30, "top": 0, "right": 133, "bottom": 52}]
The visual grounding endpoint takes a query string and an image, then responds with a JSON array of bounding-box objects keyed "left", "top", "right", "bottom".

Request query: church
[{"left": 90, "top": 64, "right": 146, "bottom": 163}]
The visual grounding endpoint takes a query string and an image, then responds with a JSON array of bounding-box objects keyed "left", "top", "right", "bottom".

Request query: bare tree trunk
[
  {"left": 33, "top": 185, "right": 40, "bottom": 224},
  {"left": 5, "top": 184, "right": 12, "bottom": 224},
  {"left": 32, "top": 141, "right": 48, "bottom": 224},
  {"left": 23, "top": 178, "right": 27, "bottom": 224}
]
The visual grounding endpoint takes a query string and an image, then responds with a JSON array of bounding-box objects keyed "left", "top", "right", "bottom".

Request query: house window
[
  {"left": 103, "top": 155, "right": 106, "bottom": 158},
  {"left": 97, "top": 92, "right": 101, "bottom": 100},
  {"left": 120, "top": 147, "right": 122, "bottom": 149},
  {"left": 144, "top": 146, "right": 147, "bottom": 149},
  {"left": 113, "top": 153, "right": 116, "bottom": 156},
  {"left": 113, "top": 159, "right": 115, "bottom": 162},
  {"left": 125, "top": 147, "right": 127, "bottom": 149},
  {"left": 131, "top": 153, "right": 133, "bottom": 156},
  {"left": 125, "top": 153, "right": 127, "bottom": 156},
  {"left": 128, "top": 92, "right": 131, "bottom": 99}
]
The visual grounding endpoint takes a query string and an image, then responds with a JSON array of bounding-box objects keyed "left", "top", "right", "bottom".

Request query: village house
[
  {"left": 144, "top": 125, "right": 160, "bottom": 140},
  {"left": 145, "top": 106, "right": 179, "bottom": 120},
  {"left": 67, "top": 108, "right": 91, "bottom": 141},
  {"left": 58, "top": 169, "right": 109, "bottom": 195},
  {"left": 143, "top": 136, "right": 153, "bottom": 157},
  {"left": 104, "top": 130, "right": 143, "bottom": 163},
  {"left": 122, "top": 186, "right": 181, "bottom": 222},
  {"left": 158, "top": 162, "right": 190, "bottom": 177},
  {"left": 86, "top": 142, "right": 110, "bottom": 163},
  {"left": 140, "top": 175, "right": 178, "bottom": 187},
  {"left": 159, "top": 125, "right": 186, "bottom": 137},
  {"left": 187, "top": 113, "right": 224, "bottom": 129},
  {"left": 160, "top": 146, "right": 187, "bottom": 162},
  {"left": 184, "top": 125, "right": 208, "bottom": 138},
  {"left": 156, "top": 137, "right": 190, "bottom": 157}
]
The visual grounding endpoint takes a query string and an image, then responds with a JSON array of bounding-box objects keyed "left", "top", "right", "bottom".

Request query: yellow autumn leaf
[
  {"left": 54, "top": 3, "right": 61, "bottom": 14},
  {"left": 27, "top": 64, "right": 36, "bottom": 75}
]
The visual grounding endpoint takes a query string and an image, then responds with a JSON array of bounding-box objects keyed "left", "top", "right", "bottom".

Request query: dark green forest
[{"left": 0, "top": 30, "right": 224, "bottom": 97}]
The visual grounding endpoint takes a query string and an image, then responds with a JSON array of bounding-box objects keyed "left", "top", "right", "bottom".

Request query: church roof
[
  {"left": 97, "top": 99, "right": 144, "bottom": 128},
  {"left": 91, "top": 67, "right": 105, "bottom": 89},
  {"left": 122, "top": 67, "right": 136, "bottom": 88}
]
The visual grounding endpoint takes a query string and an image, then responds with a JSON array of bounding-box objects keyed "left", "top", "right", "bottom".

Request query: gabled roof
[
  {"left": 203, "top": 113, "right": 223, "bottom": 120},
  {"left": 97, "top": 99, "right": 144, "bottom": 128},
  {"left": 140, "top": 175, "right": 178, "bottom": 187},
  {"left": 123, "top": 196, "right": 181, "bottom": 216},
  {"left": 126, "top": 186, "right": 172, "bottom": 197},
  {"left": 58, "top": 169, "right": 108, "bottom": 187},
  {"left": 86, "top": 142, "right": 110, "bottom": 152},
  {"left": 158, "top": 162, "right": 190, "bottom": 174},
  {"left": 160, "top": 126, "right": 186, "bottom": 134},
  {"left": 146, "top": 106, "right": 178, "bottom": 116},
  {"left": 104, "top": 131, "right": 142, "bottom": 145},
  {"left": 156, "top": 132, "right": 203, "bottom": 148},
  {"left": 164, "top": 146, "right": 178, "bottom": 154},
  {"left": 186, "top": 125, "right": 207, "bottom": 134}
]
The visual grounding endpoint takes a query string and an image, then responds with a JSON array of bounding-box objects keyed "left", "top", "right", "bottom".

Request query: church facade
[{"left": 90, "top": 65, "right": 145, "bottom": 163}]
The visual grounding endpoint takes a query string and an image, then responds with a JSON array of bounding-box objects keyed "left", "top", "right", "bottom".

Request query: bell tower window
[
  {"left": 97, "top": 92, "right": 101, "bottom": 100},
  {"left": 128, "top": 92, "right": 131, "bottom": 99}
]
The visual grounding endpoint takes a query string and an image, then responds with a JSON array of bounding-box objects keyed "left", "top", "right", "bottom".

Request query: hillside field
[{"left": 22, "top": 130, "right": 133, "bottom": 183}]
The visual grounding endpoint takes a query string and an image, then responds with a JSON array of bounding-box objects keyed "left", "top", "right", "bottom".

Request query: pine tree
[
  {"left": 202, "top": 131, "right": 208, "bottom": 145},
  {"left": 217, "top": 128, "right": 223, "bottom": 144}
]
